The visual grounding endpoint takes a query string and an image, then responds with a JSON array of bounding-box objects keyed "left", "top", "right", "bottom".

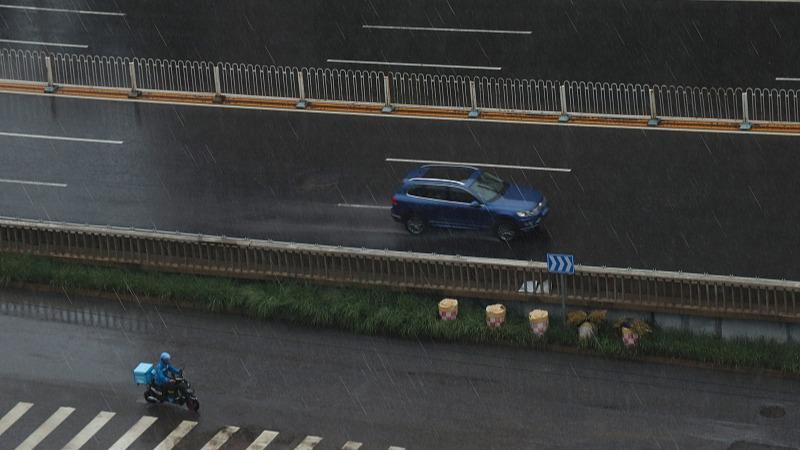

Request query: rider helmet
[{"left": 160, "top": 352, "right": 171, "bottom": 364}]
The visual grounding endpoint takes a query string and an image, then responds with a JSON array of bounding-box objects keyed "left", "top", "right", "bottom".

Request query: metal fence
[
  {"left": 1, "top": 48, "right": 799, "bottom": 124},
  {"left": 0, "top": 217, "right": 798, "bottom": 323}
]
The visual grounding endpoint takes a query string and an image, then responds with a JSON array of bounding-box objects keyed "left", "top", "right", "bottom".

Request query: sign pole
[{"left": 560, "top": 273, "right": 566, "bottom": 322}]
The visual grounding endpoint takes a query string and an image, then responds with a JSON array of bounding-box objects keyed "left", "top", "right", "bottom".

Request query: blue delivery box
[{"left": 133, "top": 362, "right": 154, "bottom": 385}]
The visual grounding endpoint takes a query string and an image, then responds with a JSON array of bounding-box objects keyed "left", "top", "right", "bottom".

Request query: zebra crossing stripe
[
  {"left": 0, "top": 402, "right": 33, "bottom": 438},
  {"left": 14, "top": 406, "right": 75, "bottom": 450},
  {"left": 200, "top": 426, "right": 240, "bottom": 450},
  {"left": 61, "top": 411, "right": 116, "bottom": 450},
  {"left": 294, "top": 435, "right": 323, "bottom": 450},
  {"left": 341, "top": 441, "right": 363, "bottom": 449},
  {"left": 153, "top": 420, "right": 198, "bottom": 450},
  {"left": 107, "top": 416, "right": 157, "bottom": 450},
  {"left": 245, "top": 430, "right": 279, "bottom": 450}
]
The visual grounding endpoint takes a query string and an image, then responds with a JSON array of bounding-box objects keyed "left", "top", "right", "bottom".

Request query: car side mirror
[{"left": 470, "top": 200, "right": 481, "bottom": 208}]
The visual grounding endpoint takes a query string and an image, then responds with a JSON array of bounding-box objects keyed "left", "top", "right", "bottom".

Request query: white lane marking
[
  {"left": 693, "top": 0, "right": 800, "bottom": 2},
  {"left": 153, "top": 420, "right": 198, "bottom": 450},
  {"left": 388, "top": 447, "right": 406, "bottom": 450},
  {"left": 0, "top": 402, "right": 34, "bottom": 437},
  {"left": 363, "top": 24, "right": 531, "bottom": 34},
  {"left": 337, "top": 203, "right": 391, "bottom": 210},
  {"left": 0, "top": 131, "right": 123, "bottom": 144},
  {"left": 61, "top": 411, "right": 115, "bottom": 450},
  {"left": 341, "top": 441, "right": 362, "bottom": 450},
  {"left": 4, "top": 89, "right": 800, "bottom": 138},
  {"left": 293, "top": 436, "right": 323, "bottom": 450},
  {"left": 0, "top": 178, "right": 67, "bottom": 188},
  {"left": 327, "top": 59, "right": 501, "bottom": 71},
  {"left": 385, "top": 157, "right": 572, "bottom": 173},
  {"left": 107, "top": 416, "right": 157, "bottom": 450},
  {"left": 0, "top": 39, "right": 87, "bottom": 48},
  {"left": 14, "top": 406, "right": 75, "bottom": 450},
  {"left": 199, "top": 426, "right": 240, "bottom": 450},
  {"left": 0, "top": 5, "right": 125, "bottom": 16},
  {"left": 776, "top": 77, "right": 800, "bottom": 81},
  {"left": 245, "top": 430, "right": 280, "bottom": 450}
]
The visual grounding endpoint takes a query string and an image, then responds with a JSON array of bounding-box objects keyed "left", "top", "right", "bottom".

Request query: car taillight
[{"left": 391, "top": 195, "right": 398, "bottom": 206}]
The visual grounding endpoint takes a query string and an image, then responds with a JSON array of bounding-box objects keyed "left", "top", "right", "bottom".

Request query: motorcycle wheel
[
  {"left": 186, "top": 398, "right": 199, "bottom": 412},
  {"left": 143, "top": 391, "right": 157, "bottom": 403}
]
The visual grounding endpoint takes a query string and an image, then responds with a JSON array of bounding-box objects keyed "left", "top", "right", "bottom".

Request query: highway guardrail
[
  {"left": 0, "top": 216, "right": 798, "bottom": 323},
  {"left": 1, "top": 48, "right": 799, "bottom": 129}
]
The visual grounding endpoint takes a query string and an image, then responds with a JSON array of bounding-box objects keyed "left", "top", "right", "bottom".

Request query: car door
[
  {"left": 445, "top": 187, "right": 492, "bottom": 229},
  {"left": 407, "top": 185, "right": 451, "bottom": 226}
]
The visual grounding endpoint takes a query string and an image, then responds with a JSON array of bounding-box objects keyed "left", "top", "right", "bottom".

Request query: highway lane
[
  {"left": 0, "top": 288, "right": 798, "bottom": 449},
  {"left": 1, "top": 92, "right": 799, "bottom": 280},
  {"left": 0, "top": 0, "right": 798, "bottom": 86}
]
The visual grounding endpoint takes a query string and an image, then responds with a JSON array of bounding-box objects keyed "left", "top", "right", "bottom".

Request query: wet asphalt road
[
  {"left": 0, "top": 0, "right": 799, "bottom": 86},
  {"left": 0, "top": 288, "right": 798, "bottom": 450},
  {"left": 1, "top": 92, "right": 800, "bottom": 280}
]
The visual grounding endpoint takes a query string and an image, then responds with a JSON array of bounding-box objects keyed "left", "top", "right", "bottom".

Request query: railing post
[
  {"left": 382, "top": 74, "right": 394, "bottom": 113},
  {"left": 296, "top": 71, "right": 308, "bottom": 109},
  {"left": 559, "top": 84, "right": 570, "bottom": 122},
  {"left": 127, "top": 62, "right": 141, "bottom": 98},
  {"left": 468, "top": 80, "right": 480, "bottom": 118},
  {"left": 44, "top": 56, "right": 57, "bottom": 94},
  {"left": 212, "top": 65, "right": 224, "bottom": 104},
  {"left": 740, "top": 92, "right": 752, "bottom": 130},
  {"left": 647, "top": 88, "right": 660, "bottom": 126}
]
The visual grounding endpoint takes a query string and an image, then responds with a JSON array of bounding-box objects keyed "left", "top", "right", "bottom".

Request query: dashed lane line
[
  {"left": 385, "top": 157, "right": 573, "bottom": 173},
  {"left": 14, "top": 406, "right": 75, "bottom": 450},
  {"left": 0, "top": 131, "right": 123, "bottom": 144},
  {"left": 341, "top": 441, "right": 363, "bottom": 449},
  {"left": 107, "top": 416, "right": 158, "bottom": 450},
  {"left": 0, "top": 39, "right": 88, "bottom": 49},
  {"left": 337, "top": 203, "right": 392, "bottom": 210},
  {"left": 61, "top": 411, "right": 115, "bottom": 450},
  {"left": 200, "top": 426, "right": 240, "bottom": 450},
  {"left": 0, "top": 5, "right": 125, "bottom": 16},
  {"left": 0, "top": 178, "right": 67, "bottom": 188},
  {"left": 363, "top": 24, "right": 531, "bottom": 34},
  {"left": 0, "top": 402, "right": 33, "bottom": 438},
  {"left": 153, "top": 420, "right": 197, "bottom": 450}
]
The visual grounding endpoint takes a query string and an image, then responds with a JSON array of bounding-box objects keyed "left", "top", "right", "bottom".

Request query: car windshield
[{"left": 471, "top": 171, "right": 507, "bottom": 202}]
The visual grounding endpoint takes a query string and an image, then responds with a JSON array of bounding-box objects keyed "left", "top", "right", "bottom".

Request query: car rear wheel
[
  {"left": 405, "top": 215, "right": 425, "bottom": 235},
  {"left": 495, "top": 221, "right": 517, "bottom": 242}
]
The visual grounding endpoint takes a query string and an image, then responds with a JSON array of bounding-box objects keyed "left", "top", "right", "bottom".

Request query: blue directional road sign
[{"left": 547, "top": 253, "right": 574, "bottom": 275}]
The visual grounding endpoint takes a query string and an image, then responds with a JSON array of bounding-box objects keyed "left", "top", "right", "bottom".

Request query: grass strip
[{"left": 1, "top": 253, "right": 798, "bottom": 373}]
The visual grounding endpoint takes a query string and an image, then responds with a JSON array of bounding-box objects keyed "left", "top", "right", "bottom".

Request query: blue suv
[{"left": 391, "top": 165, "right": 549, "bottom": 241}]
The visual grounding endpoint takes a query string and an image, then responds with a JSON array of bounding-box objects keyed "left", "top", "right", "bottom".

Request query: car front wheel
[
  {"left": 405, "top": 215, "right": 425, "bottom": 235},
  {"left": 495, "top": 221, "right": 517, "bottom": 242}
]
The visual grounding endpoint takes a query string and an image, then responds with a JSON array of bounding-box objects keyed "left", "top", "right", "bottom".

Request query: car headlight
[{"left": 516, "top": 209, "right": 536, "bottom": 218}]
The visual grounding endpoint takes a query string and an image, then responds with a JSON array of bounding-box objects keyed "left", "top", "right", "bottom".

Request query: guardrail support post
[
  {"left": 560, "top": 273, "right": 567, "bottom": 322},
  {"left": 468, "top": 80, "right": 480, "bottom": 118},
  {"left": 382, "top": 74, "right": 394, "bottom": 113},
  {"left": 647, "top": 88, "right": 660, "bottom": 126},
  {"left": 44, "top": 56, "right": 57, "bottom": 94},
  {"left": 740, "top": 92, "right": 752, "bottom": 130},
  {"left": 558, "top": 84, "right": 570, "bottom": 122},
  {"left": 212, "top": 65, "right": 225, "bottom": 104},
  {"left": 127, "top": 62, "right": 141, "bottom": 98},
  {"left": 296, "top": 71, "right": 308, "bottom": 109}
]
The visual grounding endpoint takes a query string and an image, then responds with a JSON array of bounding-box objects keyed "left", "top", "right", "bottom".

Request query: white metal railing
[{"left": 1, "top": 48, "right": 799, "bottom": 126}]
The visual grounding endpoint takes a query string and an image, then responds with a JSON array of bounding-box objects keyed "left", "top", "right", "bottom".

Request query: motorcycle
[{"left": 134, "top": 362, "right": 200, "bottom": 412}]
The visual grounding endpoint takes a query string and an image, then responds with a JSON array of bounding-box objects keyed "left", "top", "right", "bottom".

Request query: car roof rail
[
  {"left": 420, "top": 163, "right": 480, "bottom": 171},
  {"left": 407, "top": 177, "right": 466, "bottom": 186}
]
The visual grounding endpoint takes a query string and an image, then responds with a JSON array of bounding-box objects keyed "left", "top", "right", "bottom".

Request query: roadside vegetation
[{"left": 1, "top": 253, "right": 798, "bottom": 374}]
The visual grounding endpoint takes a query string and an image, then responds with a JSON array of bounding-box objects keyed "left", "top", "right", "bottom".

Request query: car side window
[
  {"left": 447, "top": 188, "right": 476, "bottom": 204},
  {"left": 408, "top": 185, "right": 448, "bottom": 200}
]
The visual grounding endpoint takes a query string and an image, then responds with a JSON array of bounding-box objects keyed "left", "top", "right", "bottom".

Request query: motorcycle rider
[{"left": 151, "top": 352, "right": 182, "bottom": 401}]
